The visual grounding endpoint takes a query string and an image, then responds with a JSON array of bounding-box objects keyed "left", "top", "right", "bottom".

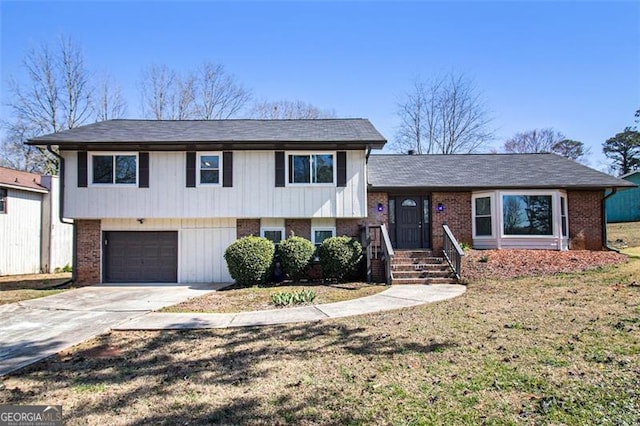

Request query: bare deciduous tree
[
  {"left": 95, "top": 72, "right": 127, "bottom": 121},
  {"left": 393, "top": 73, "right": 494, "bottom": 154},
  {"left": 249, "top": 99, "right": 335, "bottom": 119},
  {"left": 4, "top": 36, "right": 94, "bottom": 173},
  {"left": 503, "top": 128, "right": 589, "bottom": 162},
  {"left": 196, "top": 62, "right": 251, "bottom": 119},
  {"left": 140, "top": 62, "right": 250, "bottom": 120}
]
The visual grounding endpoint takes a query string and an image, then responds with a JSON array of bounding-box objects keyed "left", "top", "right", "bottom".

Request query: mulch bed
[{"left": 463, "top": 249, "right": 627, "bottom": 281}]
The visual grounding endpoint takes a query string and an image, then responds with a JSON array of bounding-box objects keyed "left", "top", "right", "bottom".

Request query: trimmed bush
[
  {"left": 277, "top": 236, "right": 315, "bottom": 281},
  {"left": 224, "top": 236, "right": 275, "bottom": 286},
  {"left": 318, "top": 236, "right": 363, "bottom": 282}
]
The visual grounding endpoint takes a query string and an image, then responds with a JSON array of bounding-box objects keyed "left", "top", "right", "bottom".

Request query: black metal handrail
[
  {"left": 361, "top": 223, "right": 395, "bottom": 284},
  {"left": 442, "top": 224, "right": 464, "bottom": 280}
]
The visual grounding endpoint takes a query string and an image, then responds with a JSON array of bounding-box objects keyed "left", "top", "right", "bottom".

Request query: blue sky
[{"left": 1, "top": 1, "right": 639, "bottom": 170}]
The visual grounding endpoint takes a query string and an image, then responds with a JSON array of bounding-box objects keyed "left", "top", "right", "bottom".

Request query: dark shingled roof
[
  {"left": 27, "top": 119, "right": 386, "bottom": 149},
  {"left": 368, "top": 154, "right": 636, "bottom": 190}
]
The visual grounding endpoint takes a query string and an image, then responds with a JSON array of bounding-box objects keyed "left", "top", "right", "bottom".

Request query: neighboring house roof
[
  {"left": 0, "top": 166, "right": 48, "bottom": 193},
  {"left": 27, "top": 119, "right": 387, "bottom": 150},
  {"left": 368, "top": 153, "right": 637, "bottom": 190},
  {"left": 620, "top": 170, "right": 640, "bottom": 180}
]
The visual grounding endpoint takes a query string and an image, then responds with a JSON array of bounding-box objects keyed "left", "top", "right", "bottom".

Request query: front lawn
[
  {"left": 162, "top": 282, "right": 386, "bottom": 313},
  {"left": 1, "top": 256, "right": 638, "bottom": 424},
  {"left": 0, "top": 273, "right": 72, "bottom": 304}
]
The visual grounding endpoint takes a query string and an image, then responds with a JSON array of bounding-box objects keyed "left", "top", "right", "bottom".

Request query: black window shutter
[
  {"left": 223, "top": 151, "right": 233, "bottom": 187},
  {"left": 275, "top": 151, "right": 285, "bottom": 187},
  {"left": 77, "top": 151, "right": 88, "bottom": 187},
  {"left": 337, "top": 151, "right": 347, "bottom": 187},
  {"left": 139, "top": 152, "right": 149, "bottom": 188},
  {"left": 186, "top": 152, "right": 196, "bottom": 188}
]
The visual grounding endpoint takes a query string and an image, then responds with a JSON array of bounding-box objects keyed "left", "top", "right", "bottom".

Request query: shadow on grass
[{"left": 2, "top": 320, "right": 455, "bottom": 424}]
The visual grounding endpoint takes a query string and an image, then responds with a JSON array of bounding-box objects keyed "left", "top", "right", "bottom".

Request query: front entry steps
[{"left": 391, "top": 250, "right": 458, "bottom": 285}]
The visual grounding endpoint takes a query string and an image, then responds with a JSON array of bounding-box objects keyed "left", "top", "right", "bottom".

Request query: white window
[
  {"left": 288, "top": 153, "right": 335, "bottom": 185},
  {"left": 198, "top": 152, "right": 222, "bottom": 186},
  {"left": 473, "top": 195, "right": 493, "bottom": 237},
  {"left": 560, "top": 196, "right": 568, "bottom": 237},
  {"left": 312, "top": 227, "right": 336, "bottom": 247},
  {"left": 261, "top": 227, "right": 285, "bottom": 244},
  {"left": 502, "top": 194, "right": 553, "bottom": 236},
  {"left": 91, "top": 153, "right": 137, "bottom": 185}
]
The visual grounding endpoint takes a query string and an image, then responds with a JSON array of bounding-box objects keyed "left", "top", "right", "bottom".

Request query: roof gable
[{"left": 368, "top": 153, "right": 636, "bottom": 190}]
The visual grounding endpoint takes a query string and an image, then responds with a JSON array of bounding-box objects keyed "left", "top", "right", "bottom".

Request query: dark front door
[
  {"left": 103, "top": 231, "right": 178, "bottom": 283},
  {"left": 394, "top": 195, "right": 431, "bottom": 249}
]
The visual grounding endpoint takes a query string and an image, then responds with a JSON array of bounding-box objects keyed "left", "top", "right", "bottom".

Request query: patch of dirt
[
  {"left": 463, "top": 249, "right": 627, "bottom": 281},
  {"left": 0, "top": 273, "right": 72, "bottom": 291}
]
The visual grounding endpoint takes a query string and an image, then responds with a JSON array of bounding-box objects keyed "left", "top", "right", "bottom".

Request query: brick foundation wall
[
  {"left": 75, "top": 219, "right": 101, "bottom": 285},
  {"left": 285, "top": 219, "right": 311, "bottom": 240},
  {"left": 370, "top": 258, "right": 385, "bottom": 283},
  {"left": 431, "top": 192, "right": 472, "bottom": 255},
  {"left": 236, "top": 219, "right": 261, "bottom": 239},
  {"left": 336, "top": 218, "right": 363, "bottom": 238},
  {"left": 568, "top": 190, "right": 604, "bottom": 250}
]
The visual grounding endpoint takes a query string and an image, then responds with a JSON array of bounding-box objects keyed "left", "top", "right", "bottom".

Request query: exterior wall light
[
  {"left": 437, "top": 203, "right": 445, "bottom": 212},
  {"left": 377, "top": 203, "right": 384, "bottom": 212},
  {"left": 137, "top": 218, "right": 145, "bottom": 224}
]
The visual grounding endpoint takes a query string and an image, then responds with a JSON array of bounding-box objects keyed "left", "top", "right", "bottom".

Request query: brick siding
[
  {"left": 75, "top": 219, "right": 101, "bottom": 285},
  {"left": 431, "top": 192, "right": 472, "bottom": 255},
  {"left": 367, "top": 192, "right": 389, "bottom": 227},
  {"left": 236, "top": 219, "right": 261, "bottom": 239},
  {"left": 285, "top": 219, "right": 311, "bottom": 240},
  {"left": 336, "top": 218, "right": 363, "bottom": 238},
  {"left": 568, "top": 190, "right": 604, "bottom": 250}
]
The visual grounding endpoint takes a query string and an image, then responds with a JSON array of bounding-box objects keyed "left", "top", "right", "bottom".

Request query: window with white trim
[
  {"left": 312, "top": 227, "right": 335, "bottom": 247},
  {"left": 198, "top": 153, "right": 221, "bottom": 185},
  {"left": 474, "top": 196, "right": 493, "bottom": 237},
  {"left": 91, "top": 153, "right": 137, "bottom": 185},
  {"left": 288, "top": 153, "right": 334, "bottom": 185},
  {"left": 503, "top": 194, "right": 553, "bottom": 236},
  {"left": 0, "top": 188, "right": 7, "bottom": 213},
  {"left": 560, "top": 196, "right": 568, "bottom": 237},
  {"left": 261, "top": 227, "right": 285, "bottom": 244}
]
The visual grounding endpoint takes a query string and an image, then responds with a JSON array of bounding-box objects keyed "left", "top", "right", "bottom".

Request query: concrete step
[
  {"left": 391, "top": 277, "right": 459, "bottom": 285},
  {"left": 392, "top": 263, "right": 450, "bottom": 272},
  {"left": 393, "top": 270, "right": 454, "bottom": 279},
  {"left": 393, "top": 250, "right": 435, "bottom": 259}
]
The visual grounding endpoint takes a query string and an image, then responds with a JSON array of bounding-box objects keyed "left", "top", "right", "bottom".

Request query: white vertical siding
[
  {"left": 63, "top": 150, "right": 367, "bottom": 219},
  {"left": 101, "top": 218, "right": 234, "bottom": 283},
  {"left": 40, "top": 176, "right": 73, "bottom": 272},
  {"left": 0, "top": 189, "right": 42, "bottom": 275}
]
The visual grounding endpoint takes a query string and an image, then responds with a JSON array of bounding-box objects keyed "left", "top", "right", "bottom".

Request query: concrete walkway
[
  {"left": 0, "top": 283, "right": 465, "bottom": 377},
  {"left": 114, "top": 284, "right": 466, "bottom": 330}
]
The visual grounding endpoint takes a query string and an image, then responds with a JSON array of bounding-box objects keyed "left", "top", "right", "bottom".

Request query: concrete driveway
[{"left": 0, "top": 283, "right": 223, "bottom": 377}]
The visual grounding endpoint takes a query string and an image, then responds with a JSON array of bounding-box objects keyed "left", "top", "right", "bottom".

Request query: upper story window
[
  {"left": 0, "top": 188, "right": 7, "bottom": 213},
  {"left": 198, "top": 153, "right": 221, "bottom": 186},
  {"left": 91, "top": 154, "right": 137, "bottom": 185},
  {"left": 289, "top": 153, "right": 334, "bottom": 185},
  {"left": 503, "top": 194, "right": 553, "bottom": 236}
]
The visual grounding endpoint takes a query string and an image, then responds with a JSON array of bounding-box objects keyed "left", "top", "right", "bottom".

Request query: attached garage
[{"left": 103, "top": 231, "right": 178, "bottom": 283}]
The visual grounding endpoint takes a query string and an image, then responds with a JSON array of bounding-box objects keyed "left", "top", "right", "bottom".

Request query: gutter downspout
[
  {"left": 47, "top": 145, "right": 76, "bottom": 282},
  {"left": 602, "top": 188, "right": 617, "bottom": 251}
]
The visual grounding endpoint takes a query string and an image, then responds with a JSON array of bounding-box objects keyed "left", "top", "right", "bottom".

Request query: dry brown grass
[
  {"left": 608, "top": 221, "right": 640, "bottom": 248},
  {"left": 162, "top": 282, "right": 386, "bottom": 313},
  {"left": 1, "top": 257, "right": 638, "bottom": 425},
  {"left": 0, "top": 273, "right": 72, "bottom": 304}
]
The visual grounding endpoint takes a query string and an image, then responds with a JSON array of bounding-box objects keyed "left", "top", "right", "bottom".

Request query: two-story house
[
  {"left": 28, "top": 119, "right": 385, "bottom": 284},
  {"left": 28, "top": 119, "right": 634, "bottom": 285}
]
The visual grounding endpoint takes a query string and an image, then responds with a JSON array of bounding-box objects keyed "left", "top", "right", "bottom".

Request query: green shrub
[
  {"left": 224, "top": 236, "right": 275, "bottom": 286},
  {"left": 459, "top": 241, "right": 471, "bottom": 251},
  {"left": 317, "top": 236, "right": 363, "bottom": 282},
  {"left": 277, "top": 236, "right": 315, "bottom": 281},
  {"left": 271, "top": 289, "right": 316, "bottom": 307}
]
